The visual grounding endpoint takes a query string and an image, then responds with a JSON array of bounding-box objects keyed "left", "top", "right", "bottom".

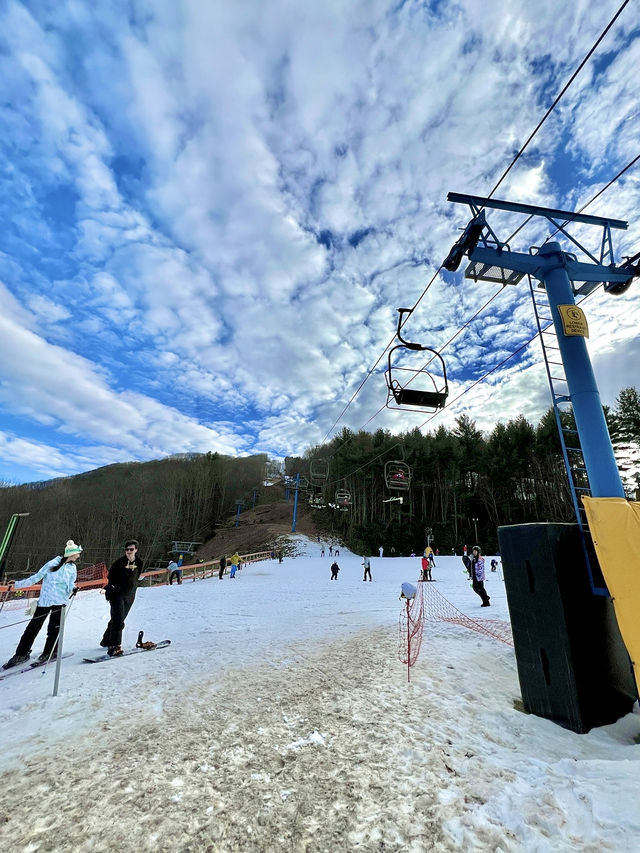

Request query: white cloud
[{"left": 0, "top": 0, "right": 638, "bottom": 481}]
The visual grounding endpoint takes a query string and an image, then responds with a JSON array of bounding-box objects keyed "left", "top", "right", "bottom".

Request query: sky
[
  {"left": 1, "top": 543, "right": 639, "bottom": 850},
  {"left": 1, "top": 0, "right": 639, "bottom": 483}
]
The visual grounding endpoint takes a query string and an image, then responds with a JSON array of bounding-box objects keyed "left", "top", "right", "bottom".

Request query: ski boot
[{"left": 2, "top": 653, "right": 30, "bottom": 669}]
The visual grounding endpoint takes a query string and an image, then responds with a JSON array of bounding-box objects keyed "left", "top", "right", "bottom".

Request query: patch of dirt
[
  {"left": 0, "top": 630, "right": 450, "bottom": 853},
  {"left": 196, "top": 486, "right": 324, "bottom": 560}
]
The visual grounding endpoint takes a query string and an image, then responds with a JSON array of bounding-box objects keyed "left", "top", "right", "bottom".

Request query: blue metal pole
[
  {"left": 292, "top": 473, "right": 300, "bottom": 532},
  {"left": 539, "top": 242, "right": 624, "bottom": 498}
]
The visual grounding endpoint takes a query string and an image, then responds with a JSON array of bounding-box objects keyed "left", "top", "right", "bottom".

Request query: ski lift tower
[
  {"left": 444, "top": 192, "right": 640, "bottom": 732},
  {"left": 445, "top": 192, "right": 639, "bottom": 503}
]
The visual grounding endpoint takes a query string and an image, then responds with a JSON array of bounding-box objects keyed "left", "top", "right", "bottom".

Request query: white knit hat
[{"left": 64, "top": 540, "right": 83, "bottom": 557}]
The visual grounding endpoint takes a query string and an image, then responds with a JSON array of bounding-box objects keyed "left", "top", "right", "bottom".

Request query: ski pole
[{"left": 52, "top": 587, "right": 78, "bottom": 698}]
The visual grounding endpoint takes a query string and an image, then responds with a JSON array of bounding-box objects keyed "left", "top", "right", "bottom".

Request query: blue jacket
[{"left": 15, "top": 557, "right": 76, "bottom": 606}]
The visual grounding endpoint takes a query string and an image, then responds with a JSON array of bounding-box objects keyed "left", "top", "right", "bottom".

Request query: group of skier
[{"left": 2, "top": 538, "right": 146, "bottom": 669}]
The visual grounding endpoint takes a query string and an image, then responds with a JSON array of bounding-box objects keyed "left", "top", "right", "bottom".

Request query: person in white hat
[{"left": 2, "top": 540, "right": 82, "bottom": 669}]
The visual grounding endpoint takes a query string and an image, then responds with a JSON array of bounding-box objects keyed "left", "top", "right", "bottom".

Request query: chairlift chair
[
  {"left": 335, "top": 489, "right": 352, "bottom": 508},
  {"left": 385, "top": 308, "right": 449, "bottom": 411},
  {"left": 385, "top": 461, "right": 411, "bottom": 491},
  {"left": 310, "top": 458, "right": 330, "bottom": 484}
]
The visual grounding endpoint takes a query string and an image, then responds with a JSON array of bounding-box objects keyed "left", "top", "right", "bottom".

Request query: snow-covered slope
[{"left": 0, "top": 542, "right": 638, "bottom": 852}]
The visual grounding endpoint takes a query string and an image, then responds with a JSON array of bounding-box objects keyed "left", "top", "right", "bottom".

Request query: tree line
[
  {"left": 286, "top": 387, "right": 640, "bottom": 557},
  {"left": 2, "top": 388, "right": 638, "bottom": 576},
  {"left": 0, "top": 453, "right": 269, "bottom": 579}
]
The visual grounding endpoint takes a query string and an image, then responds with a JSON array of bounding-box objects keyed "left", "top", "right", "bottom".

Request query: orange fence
[
  {"left": 0, "top": 552, "right": 273, "bottom": 597},
  {"left": 0, "top": 563, "right": 108, "bottom": 608},
  {"left": 140, "top": 550, "right": 273, "bottom": 586}
]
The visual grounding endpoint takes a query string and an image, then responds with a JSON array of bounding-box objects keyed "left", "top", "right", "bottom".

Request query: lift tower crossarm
[{"left": 447, "top": 192, "right": 629, "bottom": 230}]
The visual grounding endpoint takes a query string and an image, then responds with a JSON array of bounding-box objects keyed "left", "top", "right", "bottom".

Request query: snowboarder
[
  {"left": 330, "top": 561, "right": 340, "bottom": 580},
  {"left": 362, "top": 556, "right": 372, "bottom": 582},
  {"left": 100, "top": 539, "right": 144, "bottom": 657},
  {"left": 470, "top": 545, "right": 490, "bottom": 607},
  {"left": 421, "top": 556, "right": 431, "bottom": 582},
  {"left": 490, "top": 559, "right": 498, "bottom": 572},
  {"left": 2, "top": 540, "right": 82, "bottom": 669},
  {"left": 168, "top": 559, "right": 182, "bottom": 585},
  {"left": 218, "top": 555, "right": 226, "bottom": 579}
]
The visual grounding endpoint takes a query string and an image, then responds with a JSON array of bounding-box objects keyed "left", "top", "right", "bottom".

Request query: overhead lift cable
[
  {"left": 320, "top": 0, "right": 631, "bottom": 443},
  {"left": 487, "top": 0, "right": 631, "bottom": 200}
]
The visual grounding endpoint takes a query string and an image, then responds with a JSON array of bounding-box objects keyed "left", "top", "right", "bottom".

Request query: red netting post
[{"left": 406, "top": 599, "right": 411, "bottom": 683}]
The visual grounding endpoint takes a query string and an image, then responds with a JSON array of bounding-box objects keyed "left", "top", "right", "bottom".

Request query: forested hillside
[
  {"left": 2, "top": 389, "right": 638, "bottom": 575},
  {"left": 0, "top": 453, "right": 269, "bottom": 576},
  {"left": 287, "top": 389, "right": 640, "bottom": 556}
]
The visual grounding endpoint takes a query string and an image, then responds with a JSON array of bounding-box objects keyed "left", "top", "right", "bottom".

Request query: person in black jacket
[{"left": 99, "top": 539, "right": 144, "bottom": 656}]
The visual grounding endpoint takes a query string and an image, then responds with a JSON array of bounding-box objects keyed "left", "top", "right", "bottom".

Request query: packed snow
[{"left": 1, "top": 540, "right": 639, "bottom": 852}]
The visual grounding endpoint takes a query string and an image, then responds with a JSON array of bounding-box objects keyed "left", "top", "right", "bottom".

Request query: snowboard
[
  {"left": 0, "top": 652, "right": 73, "bottom": 681},
  {"left": 82, "top": 640, "right": 171, "bottom": 664}
]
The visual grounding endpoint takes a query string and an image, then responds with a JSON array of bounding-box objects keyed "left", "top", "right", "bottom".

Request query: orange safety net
[
  {"left": 0, "top": 562, "right": 108, "bottom": 611},
  {"left": 76, "top": 562, "right": 108, "bottom": 588},
  {"left": 421, "top": 581, "right": 513, "bottom": 646}
]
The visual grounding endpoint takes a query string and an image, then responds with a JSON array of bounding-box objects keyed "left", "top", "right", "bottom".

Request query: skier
[
  {"left": 378, "top": 546, "right": 384, "bottom": 557},
  {"left": 100, "top": 539, "right": 144, "bottom": 657},
  {"left": 230, "top": 553, "right": 240, "bottom": 578},
  {"left": 470, "top": 545, "right": 490, "bottom": 607},
  {"left": 329, "top": 545, "right": 333, "bottom": 557},
  {"left": 362, "top": 556, "right": 372, "bottom": 582},
  {"left": 218, "top": 555, "right": 226, "bottom": 579},
  {"left": 320, "top": 547, "right": 325, "bottom": 557},
  {"left": 330, "top": 561, "right": 340, "bottom": 580},
  {"left": 2, "top": 540, "right": 82, "bottom": 669}
]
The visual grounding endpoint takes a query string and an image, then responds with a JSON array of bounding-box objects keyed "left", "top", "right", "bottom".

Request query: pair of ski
[
  {"left": 0, "top": 652, "right": 73, "bottom": 682},
  {"left": 0, "top": 634, "right": 170, "bottom": 679},
  {"left": 82, "top": 631, "right": 171, "bottom": 664}
]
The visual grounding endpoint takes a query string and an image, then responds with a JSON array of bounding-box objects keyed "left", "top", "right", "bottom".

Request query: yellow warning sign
[{"left": 558, "top": 304, "right": 589, "bottom": 337}]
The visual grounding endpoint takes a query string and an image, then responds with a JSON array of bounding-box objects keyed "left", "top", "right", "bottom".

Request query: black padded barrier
[{"left": 498, "top": 522, "right": 637, "bottom": 734}]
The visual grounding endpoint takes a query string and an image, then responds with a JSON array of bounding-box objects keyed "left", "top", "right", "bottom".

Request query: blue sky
[{"left": 0, "top": 0, "right": 639, "bottom": 483}]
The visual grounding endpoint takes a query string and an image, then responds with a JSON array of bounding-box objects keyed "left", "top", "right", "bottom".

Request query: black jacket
[{"left": 107, "top": 555, "right": 144, "bottom": 598}]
